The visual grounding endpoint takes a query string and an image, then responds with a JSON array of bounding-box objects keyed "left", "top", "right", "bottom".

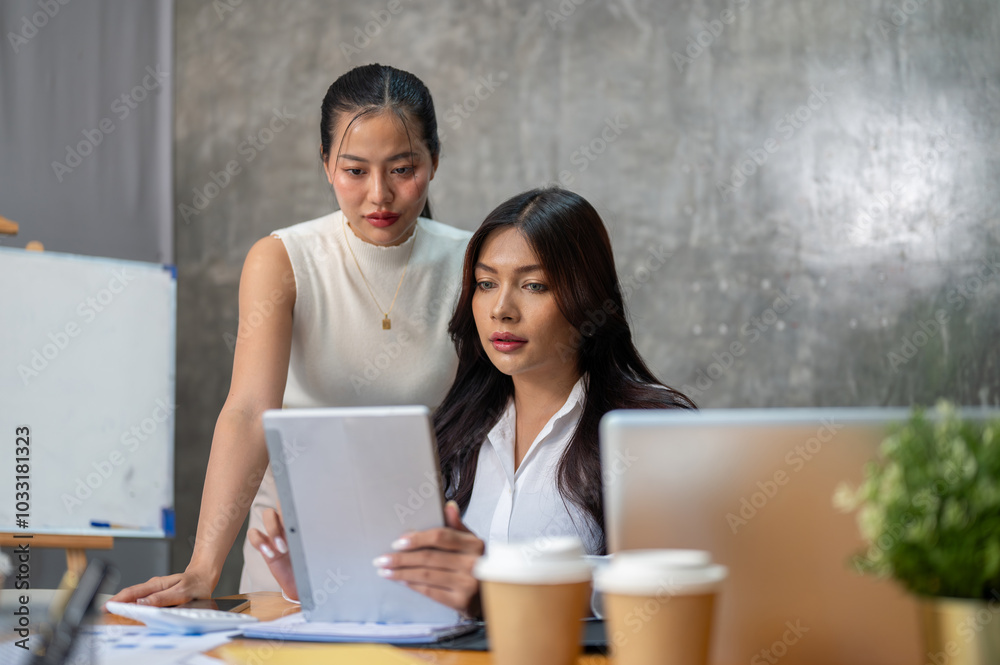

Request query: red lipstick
[
  {"left": 489, "top": 332, "right": 527, "bottom": 352},
  {"left": 365, "top": 211, "right": 400, "bottom": 228}
]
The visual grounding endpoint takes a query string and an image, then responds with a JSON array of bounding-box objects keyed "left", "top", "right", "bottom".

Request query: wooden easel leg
[{"left": 65, "top": 548, "right": 87, "bottom": 587}]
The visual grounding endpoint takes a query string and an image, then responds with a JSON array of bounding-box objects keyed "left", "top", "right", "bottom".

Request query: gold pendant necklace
[{"left": 342, "top": 216, "right": 417, "bottom": 330}]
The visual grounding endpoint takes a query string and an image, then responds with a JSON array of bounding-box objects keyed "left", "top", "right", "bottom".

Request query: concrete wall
[{"left": 173, "top": 0, "right": 1000, "bottom": 594}]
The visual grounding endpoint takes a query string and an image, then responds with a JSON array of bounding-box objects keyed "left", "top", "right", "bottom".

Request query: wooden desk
[{"left": 102, "top": 592, "right": 609, "bottom": 664}]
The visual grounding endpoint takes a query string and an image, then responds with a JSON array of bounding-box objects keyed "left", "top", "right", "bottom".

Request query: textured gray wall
[{"left": 174, "top": 0, "right": 1000, "bottom": 594}]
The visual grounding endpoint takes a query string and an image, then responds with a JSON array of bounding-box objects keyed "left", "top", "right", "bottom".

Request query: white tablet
[{"left": 262, "top": 405, "right": 460, "bottom": 625}]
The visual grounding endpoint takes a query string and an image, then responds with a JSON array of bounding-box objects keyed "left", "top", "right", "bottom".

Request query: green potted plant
[{"left": 834, "top": 402, "right": 1000, "bottom": 665}]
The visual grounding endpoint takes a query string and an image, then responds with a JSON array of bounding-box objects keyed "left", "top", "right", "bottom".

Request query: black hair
[
  {"left": 433, "top": 188, "right": 696, "bottom": 553},
  {"left": 320, "top": 64, "right": 439, "bottom": 218}
]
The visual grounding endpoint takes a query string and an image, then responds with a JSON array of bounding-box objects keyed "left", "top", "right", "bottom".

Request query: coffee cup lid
[
  {"left": 615, "top": 549, "right": 712, "bottom": 568},
  {"left": 594, "top": 549, "right": 728, "bottom": 596},
  {"left": 474, "top": 536, "right": 593, "bottom": 584}
]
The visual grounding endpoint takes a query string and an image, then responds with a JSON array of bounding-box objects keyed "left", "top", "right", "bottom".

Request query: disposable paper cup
[
  {"left": 594, "top": 549, "right": 728, "bottom": 665},
  {"left": 475, "top": 537, "right": 593, "bottom": 665}
]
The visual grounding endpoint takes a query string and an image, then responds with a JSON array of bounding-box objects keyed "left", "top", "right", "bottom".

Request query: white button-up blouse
[{"left": 461, "top": 377, "right": 602, "bottom": 555}]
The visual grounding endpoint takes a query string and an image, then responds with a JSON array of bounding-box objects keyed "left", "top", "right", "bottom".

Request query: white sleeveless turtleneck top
[{"left": 240, "top": 210, "right": 472, "bottom": 592}]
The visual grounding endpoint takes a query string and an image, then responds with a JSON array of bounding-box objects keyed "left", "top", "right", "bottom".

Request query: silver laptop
[
  {"left": 600, "top": 407, "right": 998, "bottom": 665},
  {"left": 262, "top": 405, "right": 460, "bottom": 625}
]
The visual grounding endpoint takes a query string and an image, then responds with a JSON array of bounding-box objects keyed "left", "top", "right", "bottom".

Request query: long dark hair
[
  {"left": 320, "top": 64, "right": 439, "bottom": 219},
  {"left": 433, "top": 188, "right": 695, "bottom": 552}
]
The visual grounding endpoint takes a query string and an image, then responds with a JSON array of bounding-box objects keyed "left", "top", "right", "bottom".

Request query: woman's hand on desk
[
  {"left": 106, "top": 568, "right": 215, "bottom": 607},
  {"left": 248, "top": 508, "right": 299, "bottom": 601},
  {"left": 374, "top": 500, "right": 485, "bottom": 616}
]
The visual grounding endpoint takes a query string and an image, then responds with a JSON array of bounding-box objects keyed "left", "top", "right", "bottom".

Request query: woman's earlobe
[{"left": 321, "top": 147, "right": 335, "bottom": 185}]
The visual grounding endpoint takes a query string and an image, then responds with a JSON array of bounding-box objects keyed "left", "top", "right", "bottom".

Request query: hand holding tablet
[
  {"left": 260, "top": 405, "right": 464, "bottom": 625},
  {"left": 370, "top": 500, "right": 485, "bottom": 615},
  {"left": 246, "top": 507, "right": 297, "bottom": 600},
  {"left": 251, "top": 493, "right": 486, "bottom": 616}
]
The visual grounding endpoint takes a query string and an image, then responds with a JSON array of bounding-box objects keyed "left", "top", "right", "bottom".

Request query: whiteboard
[{"left": 0, "top": 248, "right": 175, "bottom": 538}]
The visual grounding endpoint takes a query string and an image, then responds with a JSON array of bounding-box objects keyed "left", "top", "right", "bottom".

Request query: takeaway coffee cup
[
  {"left": 474, "top": 536, "right": 592, "bottom": 665},
  {"left": 594, "top": 549, "right": 727, "bottom": 665}
]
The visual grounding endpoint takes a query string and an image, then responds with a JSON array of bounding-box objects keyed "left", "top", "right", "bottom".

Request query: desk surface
[{"left": 102, "top": 592, "right": 608, "bottom": 665}]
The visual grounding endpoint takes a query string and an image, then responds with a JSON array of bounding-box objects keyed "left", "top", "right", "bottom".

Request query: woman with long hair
[{"left": 250, "top": 187, "right": 694, "bottom": 614}]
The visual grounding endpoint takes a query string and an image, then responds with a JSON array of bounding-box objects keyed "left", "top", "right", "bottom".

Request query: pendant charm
[{"left": 382, "top": 317, "right": 391, "bottom": 330}]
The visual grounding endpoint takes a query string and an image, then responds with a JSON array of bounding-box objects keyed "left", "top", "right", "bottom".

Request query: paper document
[
  {"left": 73, "top": 624, "right": 233, "bottom": 665},
  {"left": 3, "top": 628, "right": 231, "bottom": 665},
  {"left": 240, "top": 612, "right": 477, "bottom": 644}
]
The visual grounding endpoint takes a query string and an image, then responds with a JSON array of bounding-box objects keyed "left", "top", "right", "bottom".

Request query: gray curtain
[{"left": 0, "top": 0, "right": 173, "bottom": 264}]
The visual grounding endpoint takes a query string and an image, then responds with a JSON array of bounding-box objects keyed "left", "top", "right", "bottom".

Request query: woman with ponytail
[{"left": 111, "top": 64, "right": 472, "bottom": 605}]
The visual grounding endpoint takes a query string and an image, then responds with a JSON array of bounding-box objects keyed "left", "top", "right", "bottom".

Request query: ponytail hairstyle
[
  {"left": 433, "top": 188, "right": 696, "bottom": 553},
  {"left": 320, "top": 64, "right": 439, "bottom": 219}
]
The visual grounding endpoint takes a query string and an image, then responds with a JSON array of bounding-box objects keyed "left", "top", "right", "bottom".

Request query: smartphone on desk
[{"left": 174, "top": 598, "right": 251, "bottom": 613}]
